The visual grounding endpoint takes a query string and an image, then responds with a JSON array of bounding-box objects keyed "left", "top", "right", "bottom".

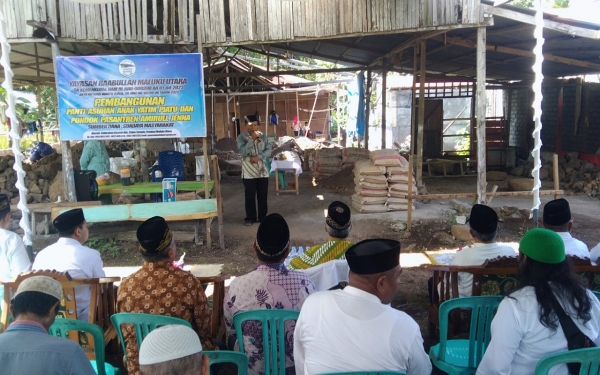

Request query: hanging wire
[
  {"left": 0, "top": 10, "right": 32, "bottom": 246},
  {"left": 530, "top": 0, "right": 545, "bottom": 224}
]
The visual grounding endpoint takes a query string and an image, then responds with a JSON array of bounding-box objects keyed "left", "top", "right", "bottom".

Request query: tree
[{"left": 511, "top": 0, "right": 569, "bottom": 8}]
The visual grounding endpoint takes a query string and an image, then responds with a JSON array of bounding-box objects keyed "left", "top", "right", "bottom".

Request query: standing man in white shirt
[
  {"left": 542, "top": 198, "right": 589, "bottom": 259},
  {"left": 294, "top": 239, "right": 431, "bottom": 375},
  {"left": 0, "top": 194, "right": 31, "bottom": 302},
  {"left": 32, "top": 209, "right": 105, "bottom": 321},
  {"left": 449, "top": 204, "right": 517, "bottom": 297}
]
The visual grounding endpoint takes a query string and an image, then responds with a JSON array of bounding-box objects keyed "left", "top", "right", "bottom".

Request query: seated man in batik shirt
[
  {"left": 289, "top": 201, "right": 353, "bottom": 270},
  {"left": 224, "top": 213, "right": 316, "bottom": 375},
  {"left": 116, "top": 216, "right": 216, "bottom": 375}
]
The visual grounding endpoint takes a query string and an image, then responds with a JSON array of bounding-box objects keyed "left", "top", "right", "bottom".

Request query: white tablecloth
[
  {"left": 299, "top": 260, "right": 349, "bottom": 291},
  {"left": 270, "top": 158, "right": 303, "bottom": 175}
]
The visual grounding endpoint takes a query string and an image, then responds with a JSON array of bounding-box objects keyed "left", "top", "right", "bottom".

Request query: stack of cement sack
[
  {"left": 313, "top": 146, "right": 343, "bottom": 180},
  {"left": 351, "top": 150, "right": 417, "bottom": 213},
  {"left": 341, "top": 147, "right": 370, "bottom": 169},
  {"left": 351, "top": 159, "right": 388, "bottom": 213}
]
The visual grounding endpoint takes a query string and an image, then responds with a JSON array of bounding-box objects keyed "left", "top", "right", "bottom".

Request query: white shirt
[
  {"left": 477, "top": 287, "right": 600, "bottom": 375},
  {"left": 32, "top": 237, "right": 105, "bottom": 320},
  {"left": 294, "top": 286, "right": 431, "bottom": 375},
  {"left": 556, "top": 232, "right": 589, "bottom": 259},
  {"left": 0, "top": 228, "right": 31, "bottom": 281},
  {"left": 450, "top": 242, "right": 517, "bottom": 297},
  {"left": 590, "top": 243, "right": 600, "bottom": 264}
]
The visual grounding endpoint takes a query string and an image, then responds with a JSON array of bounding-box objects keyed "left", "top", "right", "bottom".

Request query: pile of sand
[{"left": 319, "top": 165, "right": 355, "bottom": 195}]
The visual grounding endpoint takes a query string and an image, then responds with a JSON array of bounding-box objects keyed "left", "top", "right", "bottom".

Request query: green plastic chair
[
  {"left": 110, "top": 313, "right": 192, "bottom": 363},
  {"left": 320, "top": 372, "right": 407, "bottom": 375},
  {"left": 593, "top": 291, "right": 600, "bottom": 301},
  {"left": 534, "top": 347, "right": 600, "bottom": 375},
  {"left": 429, "top": 296, "right": 503, "bottom": 375},
  {"left": 49, "top": 318, "right": 121, "bottom": 375},
  {"left": 204, "top": 350, "right": 249, "bottom": 375},
  {"left": 233, "top": 309, "right": 300, "bottom": 375}
]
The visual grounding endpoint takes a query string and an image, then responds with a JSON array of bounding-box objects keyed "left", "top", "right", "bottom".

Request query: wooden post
[
  {"left": 212, "top": 156, "right": 225, "bottom": 249},
  {"left": 365, "top": 69, "right": 371, "bottom": 150},
  {"left": 36, "top": 85, "right": 44, "bottom": 143},
  {"left": 308, "top": 87, "right": 319, "bottom": 130},
  {"left": 381, "top": 59, "right": 387, "bottom": 149},
  {"left": 411, "top": 46, "right": 418, "bottom": 177},
  {"left": 553, "top": 153, "right": 560, "bottom": 199},
  {"left": 203, "top": 137, "right": 211, "bottom": 247},
  {"left": 337, "top": 88, "right": 342, "bottom": 145},
  {"left": 407, "top": 154, "right": 414, "bottom": 232},
  {"left": 265, "top": 93, "right": 269, "bottom": 135},
  {"left": 295, "top": 91, "right": 300, "bottom": 126},
  {"left": 417, "top": 41, "right": 427, "bottom": 187},
  {"left": 51, "top": 42, "right": 76, "bottom": 202},
  {"left": 476, "top": 27, "right": 487, "bottom": 204}
]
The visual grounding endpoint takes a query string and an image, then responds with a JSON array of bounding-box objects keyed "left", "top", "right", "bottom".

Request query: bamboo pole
[
  {"left": 411, "top": 46, "right": 418, "bottom": 178},
  {"left": 406, "top": 155, "right": 414, "bottom": 232},
  {"left": 476, "top": 27, "right": 487, "bottom": 204}
]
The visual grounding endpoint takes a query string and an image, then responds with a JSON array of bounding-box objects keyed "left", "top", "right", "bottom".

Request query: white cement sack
[
  {"left": 351, "top": 194, "right": 387, "bottom": 205},
  {"left": 355, "top": 159, "right": 386, "bottom": 176},
  {"left": 352, "top": 201, "right": 388, "bottom": 213},
  {"left": 354, "top": 186, "right": 389, "bottom": 197},
  {"left": 354, "top": 178, "right": 388, "bottom": 190},
  {"left": 370, "top": 149, "right": 403, "bottom": 166}
]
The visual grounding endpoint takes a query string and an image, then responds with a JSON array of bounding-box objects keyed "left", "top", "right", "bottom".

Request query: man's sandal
[{"left": 244, "top": 221, "right": 253, "bottom": 226}]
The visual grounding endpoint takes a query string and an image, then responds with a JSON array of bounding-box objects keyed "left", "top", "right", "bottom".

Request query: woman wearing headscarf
[
  {"left": 477, "top": 228, "right": 600, "bottom": 375},
  {"left": 80, "top": 140, "right": 111, "bottom": 204}
]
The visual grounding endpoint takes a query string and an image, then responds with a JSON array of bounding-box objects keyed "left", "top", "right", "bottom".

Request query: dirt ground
[{"left": 32, "top": 172, "right": 600, "bottom": 352}]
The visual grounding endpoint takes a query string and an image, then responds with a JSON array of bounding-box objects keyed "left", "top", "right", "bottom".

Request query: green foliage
[
  {"left": 511, "top": 0, "right": 569, "bottom": 8},
  {"left": 86, "top": 237, "right": 123, "bottom": 258}
]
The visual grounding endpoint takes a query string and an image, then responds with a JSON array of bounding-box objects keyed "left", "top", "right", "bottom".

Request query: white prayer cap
[
  {"left": 139, "top": 325, "right": 202, "bottom": 365},
  {"left": 13, "top": 276, "right": 62, "bottom": 301}
]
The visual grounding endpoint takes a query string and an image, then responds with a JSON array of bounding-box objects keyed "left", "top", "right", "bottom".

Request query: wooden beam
[
  {"left": 482, "top": 4, "right": 599, "bottom": 39},
  {"left": 431, "top": 34, "right": 600, "bottom": 71},
  {"left": 381, "top": 58, "right": 387, "bottom": 149},
  {"left": 417, "top": 40, "right": 426, "bottom": 187},
  {"left": 476, "top": 27, "right": 487, "bottom": 204},
  {"left": 369, "top": 30, "right": 452, "bottom": 67},
  {"left": 205, "top": 66, "right": 363, "bottom": 78},
  {"left": 270, "top": 43, "right": 366, "bottom": 66}
]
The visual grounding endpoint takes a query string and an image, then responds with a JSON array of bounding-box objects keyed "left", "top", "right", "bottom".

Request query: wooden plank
[
  {"left": 107, "top": 2, "right": 114, "bottom": 40},
  {"left": 188, "top": 0, "right": 194, "bottom": 42},
  {"left": 178, "top": 0, "right": 185, "bottom": 42},
  {"left": 130, "top": 0, "right": 137, "bottom": 40},
  {"left": 130, "top": 200, "right": 218, "bottom": 221},
  {"left": 118, "top": 0, "right": 126, "bottom": 41},
  {"left": 483, "top": 6, "right": 560, "bottom": 30},
  {"left": 52, "top": 200, "right": 218, "bottom": 223},
  {"left": 101, "top": 4, "right": 109, "bottom": 40},
  {"left": 142, "top": 0, "right": 148, "bottom": 42},
  {"left": 136, "top": 0, "right": 143, "bottom": 42},
  {"left": 123, "top": 0, "right": 131, "bottom": 40},
  {"left": 46, "top": 0, "right": 58, "bottom": 34},
  {"left": 152, "top": 0, "right": 157, "bottom": 30},
  {"left": 163, "top": 0, "right": 168, "bottom": 42}
]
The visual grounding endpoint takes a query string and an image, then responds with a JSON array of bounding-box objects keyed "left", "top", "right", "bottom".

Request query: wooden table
[
  {"left": 270, "top": 159, "right": 302, "bottom": 196},
  {"left": 98, "top": 180, "right": 214, "bottom": 195}
]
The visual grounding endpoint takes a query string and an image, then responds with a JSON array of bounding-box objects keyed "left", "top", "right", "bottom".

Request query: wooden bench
[
  {"left": 13, "top": 201, "right": 102, "bottom": 236},
  {"left": 52, "top": 198, "right": 224, "bottom": 248},
  {"left": 1, "top": 270, "right": 120, "bottom": 352},
  {"left": 197, "top": 274, "right": 230, "bottom": 341},
  {"left": 426, "top": 256, "right": 600, "bottom": 338}
]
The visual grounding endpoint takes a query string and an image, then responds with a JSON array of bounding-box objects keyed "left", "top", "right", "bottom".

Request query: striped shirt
[
  {"left": 289, "top": 240, "right": 354, "bottom": 269},
  {"left": 237, "top": 130, "right": 271, "bottom": 179}
]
